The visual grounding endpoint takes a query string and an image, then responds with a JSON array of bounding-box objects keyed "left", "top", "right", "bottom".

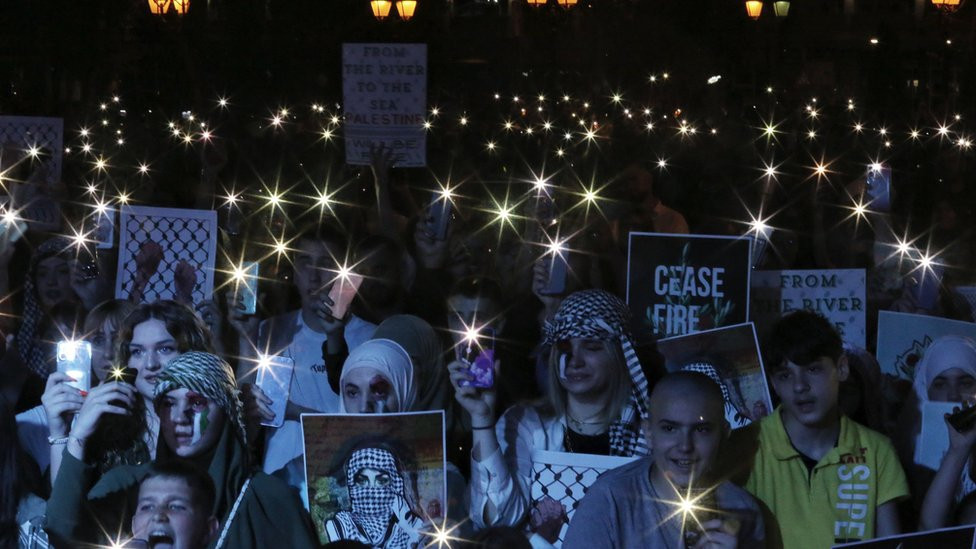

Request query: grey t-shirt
[{"left": 563, "top": 458, "right": 765, "bottom": 549}]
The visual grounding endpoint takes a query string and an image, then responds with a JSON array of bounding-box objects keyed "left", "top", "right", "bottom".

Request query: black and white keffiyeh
[
  {"left": 153, "top": 351, "right": 246, "bottom": 444},
  {"left": 543, "top": 289, "right": 651, "bottom": 457},
  {"left": 17, "top": 237, "right": 73, "bottom": 377},
  {"left": 339, "top": 448, "right": 410, "bottom": 548}
]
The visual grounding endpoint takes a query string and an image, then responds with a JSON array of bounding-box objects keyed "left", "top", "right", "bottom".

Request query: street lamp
[
  {"left": 148, "top": 0, "right": 188, "bottom": 14},
  {"left": 774, "top": 1, "right": 790, "bottom": 16},
  {"left": 395, "top": 0, "right": 417, "bottom": 20},
  {"left": 526, "top": 0, "right": 546, "bottom": 5},
  {"left": 556, "top": 0, "right": 579, "bottom": 7},
  {"left": 371, "top": 0, "right": 393, "bottom": 20},
  {"left": 745, "top": 0, "right": 763, "bottom": 19},
  {"left": 931, "top": 0, "right": 964, "bottom": 13},
  {"left": 171, "top": 0, "right": 189, "bottom": 14}
]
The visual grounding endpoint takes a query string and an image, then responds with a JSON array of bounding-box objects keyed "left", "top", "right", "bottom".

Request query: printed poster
[
  {"left": 115, "top": 206, "right": 218, "bottom": 305},
  {"left": 0, "top": 116, "right": 65, "bottom": 232},
  {"left": 302, "top": 411, "right": 446, "bottom": 547},
  {"left": 832, "top": 524, "right": 976, "bottom": 548},
  {"left": 627, "top": 232, "right": 752, "bottom": 340},
  {"left": 914, "top": 401, "right": 957, "bottom": 471},
  {"left": 529, "top": 450, "right": 637, "bottom": 547},
  {"left": 876, "top": 311, "right": 976, "bottom": 379},
  {"left": 656, "top": 322, "right": 774, "bottom": 429},
  {"left": 751, "top": 269, "right": 866, "bottom": 347},
  {"left": 342, "top": 43, "right": 427, "bottom": 167}
]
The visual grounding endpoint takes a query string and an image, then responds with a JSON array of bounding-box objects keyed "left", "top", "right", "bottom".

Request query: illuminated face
[
  {"left": 769, "top": 356, "right": 848, "bottom": 428},
  {"left": 131, "top": 476, "right": 216, "bottom": 549},
  {"left": 353, "top": 467, "right": 393, "bottom": 488},
  {"left": 129, "top": 319, "right": 181, "bottom": 400},
  {"left": 446, "top": 295, "right": 500, "bottom": 348},
  {"left": 555, "top": 338, "right": 615, "bottom": 398},
  {"left": 928, "top": 367, "right": 976, "bottom": 403},
  {"left": 35, "top": 256, "right": 73, "bottom": 310},
  {"left": 646, "top": 391, "right": 725, "bottom": 488},
  {"left": 342, "top": 367, "right": 400, "bottom": 413},
  {"left": 89, "top": 318, "right": 121, "bottom": 383},
  {"left": 157, "top": 388, "right": 226, "bottom": 458},
  {"left": 293, "top": 238, "right": 339, "bottom": 310}
]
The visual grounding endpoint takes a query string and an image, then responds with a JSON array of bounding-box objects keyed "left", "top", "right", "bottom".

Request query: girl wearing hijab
[
  {"left": 46, "top": 351, "right": 319, "bottom": 548},
  {"left": 449, "top": 289, "right": 651, "bottom": 531},
  {"left": 909, "top": 336, "right": 976, "bottom": 530},
  {"left": 325, "top": 440, "right": 425, "bottom": 548}
]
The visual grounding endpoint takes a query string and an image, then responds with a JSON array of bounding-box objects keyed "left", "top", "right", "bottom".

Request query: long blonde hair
[{"left": 545, "top": 339, "right": 631, "bottom": 431}]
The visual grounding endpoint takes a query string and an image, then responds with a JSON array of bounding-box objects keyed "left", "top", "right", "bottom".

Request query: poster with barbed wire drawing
[
  {"left": 876, "top": 311, "right": 976, "bottom": 380},
  {"left": 626, "top": 232, "right": 752, "bottom": 342},
  {"left": 529, "top": 450, "right": 637, "bottom": 548},
  {"left": 114, "top": 206, "right": 217, "bottom": 305},
  {"left": 656, "top": 322, "right": 773, "bottom": 429},
  {"left": 832, "top": 524, "right": 976, "bottom": 548},
  {"left": 301, "top": 411, "right": 446, "bottom": 547}
]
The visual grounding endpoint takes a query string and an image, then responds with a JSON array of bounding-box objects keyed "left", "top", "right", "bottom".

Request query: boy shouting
[
  {"left": 733, "top": 311, "right": 908, "bottom": 548},
  {"left": 130, "top": 462, "right": 219, "bottom": 549},
  {"left": 564, "top": 371, "right": 764, "bottom": 548}
]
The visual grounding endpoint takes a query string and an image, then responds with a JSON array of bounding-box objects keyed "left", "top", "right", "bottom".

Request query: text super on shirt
[
  {"left": 737, "top": 408, "right": 909, "bottom": 549},
  {"left": 259, "top": 310, "right": 376, "bottom": 475}
]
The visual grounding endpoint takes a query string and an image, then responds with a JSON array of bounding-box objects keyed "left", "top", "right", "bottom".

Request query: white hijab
[
  {"left": 338, "top": 338, "right": 416, "bottom": 413},
  {"left": 912, "top": 335, "right": 976, "bottom": 403}
]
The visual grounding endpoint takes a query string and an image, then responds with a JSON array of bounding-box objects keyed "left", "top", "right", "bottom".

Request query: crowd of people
[{"left": 2, "top": 140, "right": 976, "bottom": 549}]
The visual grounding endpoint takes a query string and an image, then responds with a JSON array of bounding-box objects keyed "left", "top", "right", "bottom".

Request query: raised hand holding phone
[
  {"left": 458, "top": 327, "right": 495, "bottom": 389},
  {"left": 255, "top": 355, "right": 295, "bottom": 428}
]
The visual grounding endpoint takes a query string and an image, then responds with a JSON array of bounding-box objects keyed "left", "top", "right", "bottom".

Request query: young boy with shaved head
[{"left": 563, "top": 371, "right": 765, "bottom": 548}]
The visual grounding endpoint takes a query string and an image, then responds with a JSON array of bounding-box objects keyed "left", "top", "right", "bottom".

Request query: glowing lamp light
[
  {"left": 526, "top": 0, "right": 546, "bottom": 6},
  {"left": 556, "top": 0, "right": 578, "bottom": 6},
  {"left": 172, "top": 0, "right": 189, "bottom": 14},
  {"left": 931, "top": 0, "right": 964, "bottom": 13},
  {"left": 148, "top": 0, "right": 170, "bottom": 14},
  {"left": 773, "top": 0, "right": 790, "bottom": 16},
  {"left": 371, "top": 0, "right": 393, "bottom": 20},
  {"left": 745, "top": 0, "right": 763, "bottom": 19},
  {"left": 395, "top": 0, "right": 417, "bottom": 20}
]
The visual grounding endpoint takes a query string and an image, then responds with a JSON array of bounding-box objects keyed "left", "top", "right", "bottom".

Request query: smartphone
[
  {"left": 109, "top": 366, "right": 138, "bottom": 385},
  {"left": 255, "top": 355, "right": 295, "bottom": 428},
  {"left": 539, "top": 253, "right": 568, "bottom": 296},
  {"left": 751, "top": 236, "right": 769, "bottom": 269},
  {"left": 77, "top": 249, "right": 100, "bottom": 281},
  {"left": 425, "top": 191, "right": 452, "bottom": 241},
  {"left": 238, "top": 261, "right": 259, "bottom": 315},
  {"left": 460, "top": 328, "right": 495, "bottom": 389},
  {"left": 57, "top": 340, "right": 93, "bottom": 394},
  {"left": 326, "top": 272, "right": 364, "bottom": 320},
  {"left": 911, "top": 263, "right": 944, "bottom": 311},
  {"left": 681, "top": 489, "right": 717, "bottom": 548}
]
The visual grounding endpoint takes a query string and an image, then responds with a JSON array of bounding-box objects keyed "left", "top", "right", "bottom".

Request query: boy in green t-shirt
[{"left": 731, "top": 311, "right": 909, "bottom": 549}]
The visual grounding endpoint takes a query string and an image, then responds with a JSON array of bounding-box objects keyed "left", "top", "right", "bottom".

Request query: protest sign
[
  {"left": 627, "top": 232, "right": 752, "bottom": 339},
  {"left": 832, "top": 524, "right": 976, "bottom": 548},
  {"left": 657, "top": 322, "right": 773, "bottom": 428},
  {"left": 0, "top": 116, "right": 65, "bottom": 232},
  {"left": 530, "top": 450, "right": 637, "bottom": 547},
  {"left": 914, "top": 401, "right": 957, "bottom": 471},
  {"left": 751, "top": 269, "right": 866, "bottom": 347},
  {"left": 115, "top": 206, "right": 218, "bottom": 305},
  {"left": 302, "top": 411, "right": 446, "bottom": 547},
  {"left": 343, "top": 43, "right": 427, "bottom": 167},
  {"left": 876, "top": 311, "right": 976, "bottom": 379}
]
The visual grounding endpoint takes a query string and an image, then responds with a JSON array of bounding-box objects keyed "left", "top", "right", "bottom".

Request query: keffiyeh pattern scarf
[
  {"left": 345, "top": 448, "right": 408, "bottom": 548},
  {"left": 17, "top": 237, "right": 73, "bottom": 377},
  {"left": 153, "top": 351, "right": 247, "bottom": 444},
  {"left": 543, "top": 289, "right": 650, "bottom": 457}
]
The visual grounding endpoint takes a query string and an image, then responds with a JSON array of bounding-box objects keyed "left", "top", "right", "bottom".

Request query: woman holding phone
[
  {"left": 44, "top": 300, "right": 214, "bottom": 483},
  {"left": 449, "top": 289, "right": 651, "bottom": 537}
]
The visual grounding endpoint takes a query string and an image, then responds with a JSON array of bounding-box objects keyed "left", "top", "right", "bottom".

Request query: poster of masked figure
[{"left": 302, "top": 411, "right": 446, "bottom": 548}]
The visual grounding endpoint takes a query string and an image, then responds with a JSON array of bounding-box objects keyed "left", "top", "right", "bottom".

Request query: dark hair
[
  {"left": 447, "top": 276, "right": 503, "bottom": 305},
  {"left": 115, "top": 300, "right": 215, "bottom": 366},
  {"left": 465, "top": 526, "right": 533, "bottom": 549},
  {"left": 764, "top": 310, "right": 843, "bottom": 372},
  {"left": 293, "top": 222, "right": 348, "bottom": 257},
  {"left": 37, "top": 301, "right": 86, "bottom": 342},
  {"left": 141, "top": 460, "right": 216, "bottom": 515}
]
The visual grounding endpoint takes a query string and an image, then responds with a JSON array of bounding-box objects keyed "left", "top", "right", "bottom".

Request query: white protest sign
[
  {"left": 751, "top": 269, "right": 866, "bottom": 347},
  {"left": 342, "top": 43, "right": 427, "bottom": 167},
  {"left": 914, "top": 401, "right": 957, "bottom": 471}
]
